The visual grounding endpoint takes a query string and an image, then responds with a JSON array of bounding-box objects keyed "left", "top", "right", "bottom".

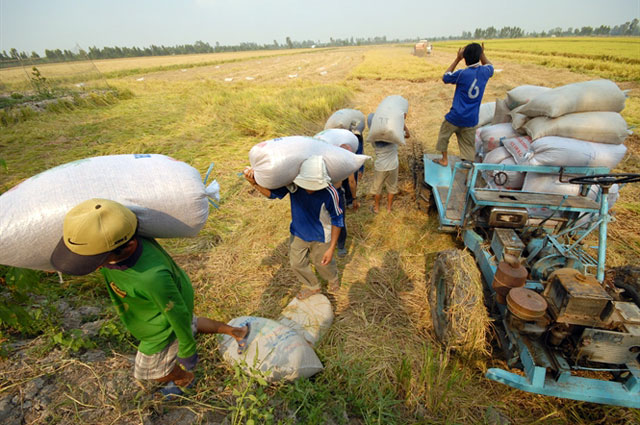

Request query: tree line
[{"left": 1, "top": 19, "right": 637, "bottom": 68}]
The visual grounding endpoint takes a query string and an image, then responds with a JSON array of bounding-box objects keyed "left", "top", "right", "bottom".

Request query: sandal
[
  {"left": 296, "top": 287, "right": 322, "bottom": 300},
  {"left": 236, "top": 323, "right": 252, "bottom": 355}
]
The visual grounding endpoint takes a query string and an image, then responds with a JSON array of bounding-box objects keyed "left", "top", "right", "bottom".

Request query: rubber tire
[{"left": 428, "top": 249, "right": 488, "bottom": 355}]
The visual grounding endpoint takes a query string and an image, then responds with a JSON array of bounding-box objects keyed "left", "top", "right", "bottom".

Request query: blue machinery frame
[{"left": 422, "top": 155, "right": 640, "bottom": 408}]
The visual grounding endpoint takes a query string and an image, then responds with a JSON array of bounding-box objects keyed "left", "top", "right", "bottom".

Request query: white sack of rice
[
  {"left": 219, "top": 316, "right": 324, "bottom": 382},
  {"left": 0, "top": 154, "right": 218, "bottom": 271},
  {"left": 517, "top": 79, "right": 626, "bottom": 118},
  {"left": 505, "top": 85, "right": 551, "bottom": 109},
  {"left": 505, "top": 136, "right": 627, "bottom": 169},
  {"left": 522, "top": 111, "right": 631, "bottom": 144},
  {"left": 366, "top": 95, "right": 409, "bottom": 145},
  {"left": 314, "top": 128, "right": 359, "bottom": 152},
  {"left": 477, "top": 102, "right": 496, "bottom": 127},
  {"left": 324, "top": 108, "right": 366, "bottom": 135},
  {"left": 482, "top": 146, "right": 524, "bottom": 190},
  {"left": 249, "top": 136, "right": 370, "bottom": 189},
  {"left": 491, "top": 98, "right": 511, "bottom": 124},
  {"left": 278, "top": 293, "right": 334, "bottom": 346}
]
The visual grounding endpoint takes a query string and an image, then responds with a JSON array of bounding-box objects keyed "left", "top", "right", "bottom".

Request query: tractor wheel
[
  {"left": 611, "top": 266, "right": 640, "bottom": 308},
  {"left": 415, "top": 180, "right": 434, "bottom": 213},
  {"left": 428, "top": 249, "right": 489, "bottom": 356}
]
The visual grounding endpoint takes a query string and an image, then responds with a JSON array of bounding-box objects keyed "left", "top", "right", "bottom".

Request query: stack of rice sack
[{"left": 474, "top": 80, "right": 630, "bottom": 196}]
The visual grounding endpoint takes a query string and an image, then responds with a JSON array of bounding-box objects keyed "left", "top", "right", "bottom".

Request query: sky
[{"left": 1, "top": 0, "right": 638, "bottom": 55}]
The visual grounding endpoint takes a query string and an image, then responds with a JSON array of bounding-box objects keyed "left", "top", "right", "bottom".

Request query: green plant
[
  {"left": 52, "top": 329, "right": 95, "bottom": 352},
  {"left": 0, "top": 266, "right": 45, "bottom": 335},
  {"left": 30, "top": 66, "right": 52, "bottom": 97},
  {"left": 226, "top": 362, "right": 275, "bottom": 425}
]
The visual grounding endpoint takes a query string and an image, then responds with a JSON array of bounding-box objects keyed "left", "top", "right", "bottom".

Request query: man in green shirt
[{"left": 51, "top": 199, "right": 250, "bottom": 396}]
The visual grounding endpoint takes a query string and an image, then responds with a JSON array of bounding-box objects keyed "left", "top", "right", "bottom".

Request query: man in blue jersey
[
  {"left": 433, "top": 42, "right": 493, "bottom": 167},
  {"left": 244, "top": 156, "right": 344, "bottom": 299}
]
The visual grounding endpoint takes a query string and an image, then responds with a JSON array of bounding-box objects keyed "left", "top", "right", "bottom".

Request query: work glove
[{"left": 177, "top": 352, "right": 198, "bottom": 371}]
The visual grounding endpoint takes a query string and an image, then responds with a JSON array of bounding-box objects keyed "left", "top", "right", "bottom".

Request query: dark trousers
[{"left": 338, "top": 187, "right": 347, "bottom": 250}]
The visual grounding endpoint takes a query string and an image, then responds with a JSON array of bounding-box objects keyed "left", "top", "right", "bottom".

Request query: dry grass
[{"left": 1, "top": 42, "right": 640, "bottom": 423}]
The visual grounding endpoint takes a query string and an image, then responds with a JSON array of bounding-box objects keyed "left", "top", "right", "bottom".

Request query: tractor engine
[{"left": 506, "top": 268, "right": 640, "bottom": 366}]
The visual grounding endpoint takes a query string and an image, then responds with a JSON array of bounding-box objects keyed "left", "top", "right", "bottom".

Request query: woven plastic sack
[
  {"left": 482, "top": 147, "right": 524, "bottom": 190},
  {"left": 506, "top": 85, "right": 551, "bottom": 109},
  {"left": 491, "top": 98, "right": 511, "bottom": 124},
  {"left": 314, "top": 129, "right": 359, "bottom": 152},
  {"left": 502, "top": 136, "right": 533, "bottom": 164},
  {"left": 526, "top": 181, "right": 619, "bottom": 219},
  {"left": 517, "top": 79, "right": 626, "bottom": 118},
  {"left": 522, "top": 112, "right": 630, "bottom": 144},
  {"left": 510, "top": 105, "right": 529, "bottom": 130},
  {"left": 0, "top": 154, "right": 219, "bottom": 271},
  {"left": 219, "top": 316, "right": 323, "bottom": 382},
  {"left": 324, "top": 109, "right": 366, "bottom": 135},
  {"left": 366, "top": 95, "right": 409, "bottom": 145},
  {"left": 278, "top": 294, "right": 333, "bottom": 346},
  {"left": 249, "top": 136, "right": 370, "bottom": 189},
  {"left": 478, "top": 102, "right": 496, "bottom": 126},
  {"left": 480, "top": 123, "right": 519, "bottom": 153},
  {"left": 519, "top": 137, "right": 627, "bottom": 168}
]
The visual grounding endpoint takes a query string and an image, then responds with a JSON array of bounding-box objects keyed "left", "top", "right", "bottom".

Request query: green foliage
[
  {"left": 52, "top": 329, "right": 95, "bottom": 352},
  {"left": 0, "top": 267, "right": 49, "bottom": 339},
  {"left": 30, "top": 66, "right": 52, "bottom": 97},
  {"left": 226, "top": 362, "right": 275, "bottom": 425}
]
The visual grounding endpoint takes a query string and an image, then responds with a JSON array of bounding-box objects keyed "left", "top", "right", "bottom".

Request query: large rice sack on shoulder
[
  {"left": 522, "top": 112, "right": 631, "bottom": 144},
  {"left": 366, "top": 95, "right": 409, "bottom": 145},
  {"left": 482, "top": 147, "right": 524, "bottom": 190},
  {"left": 480, "top": 123, "right": 520, "bottom": 153},
  {"left": 506, "top": 85, "right": 551, "bottom": 109},
  {"left": 278, "top": 294, "right": 333, "bottom": 346},
  {"left": 491, "top": 99, "right": 511, "bottom": 124},
  {"left": 249, "top": 136, "right": 370, "bottom": 189},
  {"left": 522, "top": 137, "right": 627, "bottom": 168},
  {"left": 324, "top": 109, "right": 366, "bottom": 135},
  {"left": 478, "top": 102, "right": 496, "bottom": 126},
  {"left": 517, "top": 80, "right": 627, "bottom": 118},
  {"left": 0, "top": 154, "right": 218, "bottom": 271},
  {"left": 314, "top": 129, "right": 359, "bottom": 152},
  {"left": 219, "top": 316, "right": 324, "bottom": 382}
]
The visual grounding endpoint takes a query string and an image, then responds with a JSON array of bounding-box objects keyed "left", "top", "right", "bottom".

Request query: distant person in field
[
  {"left": 433, "top": 42, "right": 493, "bottom": 166},
  {"left": 244, "top": 156, "right": 344, "bottom": 299},
  {"left": 368, "top": 113, "right": 410, "bottom": 213},
  {"left": 51, "top": 199, "right": 250, "bottom": 398}
]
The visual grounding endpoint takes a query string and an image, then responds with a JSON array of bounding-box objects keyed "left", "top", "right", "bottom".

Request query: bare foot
[
  {"left": 433, "top": 158, "right": 448, "bottom": 167},
  {"left": 372, "top": 205, "right": 379, "bottom": 213}
]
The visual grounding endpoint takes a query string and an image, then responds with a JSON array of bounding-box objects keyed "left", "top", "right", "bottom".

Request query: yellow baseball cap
[{"left": 51, "top": 199, "right": 137, "bottom": 275}]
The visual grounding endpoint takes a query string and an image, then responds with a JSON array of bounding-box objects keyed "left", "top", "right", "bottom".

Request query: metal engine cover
[
  {"left": 544, "top": 268, "right": 612, "bottom": 326},
  {"left": 578, "top": 328, "right": 640, "bottom": 364}
]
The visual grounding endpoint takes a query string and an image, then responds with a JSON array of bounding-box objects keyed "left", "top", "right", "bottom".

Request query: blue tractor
[{"left": 411, "top": 146, "right": 640, "bottom": 408}]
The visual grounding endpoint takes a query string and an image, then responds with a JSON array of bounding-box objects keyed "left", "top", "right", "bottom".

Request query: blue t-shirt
[
  {"left": 443, "top": 64, "right": 494, "bottom": 128},
  {"left": 270, "top": 185, "right": 344, "bottom": 243}
]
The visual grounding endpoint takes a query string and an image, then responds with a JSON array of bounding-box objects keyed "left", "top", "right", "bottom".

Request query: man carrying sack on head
[{"left": 51, "top": 199, "right": 250, "bottom": 397}]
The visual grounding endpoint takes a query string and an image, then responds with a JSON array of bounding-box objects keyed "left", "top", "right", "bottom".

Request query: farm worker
[
  {"left": 316, "top": 128, "right": 360, "bottom": 258},
  {"left": 433, "top": 42, "right": 493, "bottom": 167},
  {"left": 244, "top": 155, "right": 344, "bottom": 299},
  {"left": 50, "top": 199, "right": 251, "bottom": 397},
  {"left": 368, "top": 113, "right": 411, "bottom": 213}
]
